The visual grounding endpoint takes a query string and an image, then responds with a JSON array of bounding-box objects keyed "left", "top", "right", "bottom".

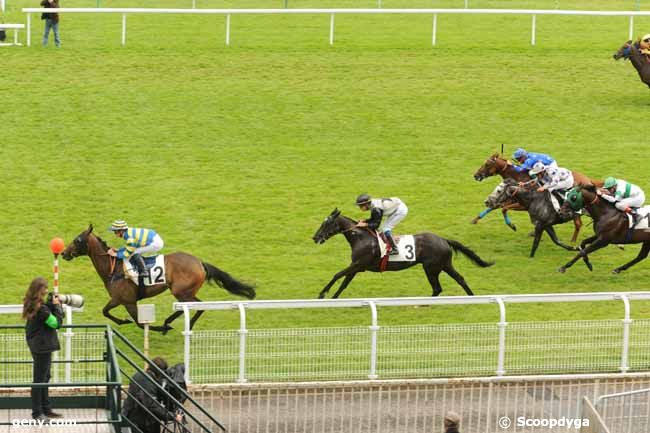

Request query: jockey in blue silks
[{"left": 512, "top": 148, "right": 558, "bottom": 173}]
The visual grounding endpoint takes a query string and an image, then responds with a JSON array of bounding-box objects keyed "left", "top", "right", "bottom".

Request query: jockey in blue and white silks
[
  {"left": 512, "top": 148, "right": 558, "bottom": 174},
  {"left": 529, "top": 162, "right": 574, "bottom": 194},
  {"left": 598, "top": 177, "right": 646, "bottom": 214},
  {"left": 107, "top": 220, "right": 164, "bottom": 280}
]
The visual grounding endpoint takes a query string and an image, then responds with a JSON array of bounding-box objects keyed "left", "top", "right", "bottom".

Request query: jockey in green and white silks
[
  {"left": 355, "top": 194, "right": 408, "bottom": 255},
  {"left": 107, "top": 220, "right": 164, "bottom": 280},
  {"left": 598, "top": 177, "right": 646, "bottom": 214},
  {"left": 529, "top": 162, "right": 574, "bottom": 194}
]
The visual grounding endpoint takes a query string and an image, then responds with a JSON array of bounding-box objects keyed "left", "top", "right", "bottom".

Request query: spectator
[
  {"left": 122, "top": 356, "right": 182, "bottom": 433},
  {"left": 444, "top": 411, "right": 461, "bottom": 433},
  {"left": 23, "top": 277, "right": 64, "bottom": 422},
  {"left": 40, "top": 0, "right": 60, "bottom": 47}
]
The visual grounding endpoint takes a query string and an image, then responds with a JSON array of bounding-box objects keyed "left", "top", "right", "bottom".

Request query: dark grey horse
[
  {"left": 312, "top": 209, "right": 494, "bottom": 298},
  {"left": 486, "top": 179, "right": 578, "bottom": 257}
]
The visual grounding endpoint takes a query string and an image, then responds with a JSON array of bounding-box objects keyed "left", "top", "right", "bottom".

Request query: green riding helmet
[
  {"left": 566, "top": 188, "right": 584, "bottom": 211},
  {"left": 603, "top": 177, "right": 618, "bottom": 189}
]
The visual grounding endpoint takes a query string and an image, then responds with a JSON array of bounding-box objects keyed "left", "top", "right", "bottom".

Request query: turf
[{"left": 2, "top": 0, "right": 650, "bottom": 365}]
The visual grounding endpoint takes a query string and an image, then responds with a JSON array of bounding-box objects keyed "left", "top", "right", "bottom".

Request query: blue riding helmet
[{"left": 512, "top": 148, "right": 527, "bottom": 160}]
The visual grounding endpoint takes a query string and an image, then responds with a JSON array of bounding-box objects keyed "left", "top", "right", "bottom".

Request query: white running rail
[
  {"left": 21, "top": 8, "right": 650, "bottom": 47},
  {"left": 174, "top": 292, "right": 650, "bottom": 384}
]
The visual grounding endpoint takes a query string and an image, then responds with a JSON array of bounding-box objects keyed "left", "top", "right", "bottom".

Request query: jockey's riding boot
[
  {"left": 131, "top": 254, "right": 148, "bottom": 277},
  {"left": 385, "top": 232, "right": 399, "bottom": 255}
]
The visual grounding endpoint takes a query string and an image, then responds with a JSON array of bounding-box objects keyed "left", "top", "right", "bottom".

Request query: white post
[
  {"left": 192, "top": 0, "right": 196, "bottom": 9},
  {"left": 143, "top": 323, "right": 150, "bottom": 369},
  {"left": 367, "top": 301, "right": 379, "bottom": 379},
  {"left": 121, "top": 13, "right": 126, "bottom": 46},
  {"left": 14, "top": 28, "right": 18, "bottom": 45},
  {"left": 620, "top": 295, "right": 632, "bottom": 373},
  {"left": 432, "top": 14, "right": 437, "bottom": 46},
  {"left": 225, "top": 14, "right": 230, "bottom": 46},
  {"left": 629, "top": 15, "right": 634, "bottom": 41},
  {"left": 182, "top": 305, "right": 192, "bottom": 385},
  {"left": 329, "top": 13, "right": 334, "bottom": 46},
  {"left": 27, "top": 13, "right": 31, "bottom": 47},
  {"left": 495, "top": 298, "right": 507, "bottom": 376},
  {"left": 237, "top": 303, "right": 248, "bottom": 383},
  {"left": 64, "top": 306, "right": 73, "bottom": 383},
  {"left": 464, "top": 0, "right": 468, "bottom": 9},
  {"left": 1, "top": 0, "right": 4, "bottom": 13},
  {"left": 377, "top": 0, "right": 381, "bottom": 8},
  {"left": 531, "top": 14, "right": 536, "bottom": 45}
]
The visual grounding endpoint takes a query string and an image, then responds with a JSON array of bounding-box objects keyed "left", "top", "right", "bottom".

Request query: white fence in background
[
  {"left": 0, "top": 304, "right": 89, "bottom": 383},
  {"left": 21, "top": 8, "right": 650, "bottom": 47},
  {"left": 174, "top": 292, "right": 650, "bottom": 385},
  {"left": 188, "top": 374, "right": 650, "bottom": 433}
]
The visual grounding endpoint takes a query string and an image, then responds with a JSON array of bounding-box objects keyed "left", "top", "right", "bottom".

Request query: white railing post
[
  {"left": 1, "top": 0, "right": 5, "bottom": 13},
  {"left": 531, "top": 14, "right": 536, "bottom": 45},
  {"left": 629, "top": 15, "right": 634, "bottom": 41},
  {"left": 225, "top": 14, "right": 230, "bottom": 46},
  {"left": 64, "top": 305, "right": 73, "bottom": 383},
  {"left": 329, "top": 13, "right": 334, "bottom": 45},
  {"left": 192, "top": 0, "right": 196, "bottom": 9},
  {"left": 366, "top": 301, "right": 379, "bottom": 379},
  {"left": 121, "top": 13, "right": 126, "bottom": 46},
  {"left": 237, "top": 303, "right": 248, "bottom": 383},
  {"left": 495, "top": 297, "right": 507, "bottom": 376},
  {"left": 619, "top": 295, "right": 632, "bottom": 373},
  {"left": 27, "top": 13, "right": 31, "bottom": 47},
  {"left": 182, "top": 305, "right": 193, "bottom": 385},
  {"left": 377, "top": 0, "right": 381, "bottom": 9},
  {"left": 432, "top": 14, "right": 437, "bottom": 46},
  {"left": 464, "top": 0, "right": 468, "bottom": 9}
]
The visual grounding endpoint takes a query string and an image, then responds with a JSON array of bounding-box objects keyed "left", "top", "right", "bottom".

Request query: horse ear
[
  {"left": 330, "top": 208, "right": 339, "bottom": 215},
  {"left": 334, "top": 209, "right": 341, "bottom": 217},
  {"left": 88, "top": 223, "right": 94, "bottom": 234}
]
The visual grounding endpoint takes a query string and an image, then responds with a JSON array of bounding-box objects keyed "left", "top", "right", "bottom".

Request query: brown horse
[
  {"left": 473, "top": 153, "right": 603, "bottom": 242},
  {"left": 558, "top": 185, "right": 650, "bottom": 274},
  {"left": 613, "top": 40, "right": 650, "bottom": 88},
  {"left": 61, "top": 225, "right": 255, "bottom": 333}
]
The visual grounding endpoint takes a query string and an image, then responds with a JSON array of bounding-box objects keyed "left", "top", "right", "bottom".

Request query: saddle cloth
[
  {"left": 376, "top": 233, "right": 416, "bottom": 262},
  {"left": 123, "top": 255, "right": 166, "bottom": 286},
  {"left": 626, "top": 206, "right": 650, "bottom": 229}
]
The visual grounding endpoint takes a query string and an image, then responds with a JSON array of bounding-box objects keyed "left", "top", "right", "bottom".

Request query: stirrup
[{"left": 389, "top": 248, "right": 400, "bottom": 256}]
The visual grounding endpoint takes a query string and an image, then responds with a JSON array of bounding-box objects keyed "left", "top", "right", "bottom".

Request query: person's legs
[
  {"left": 42, "top": 19, "right": 52, "bottom": 46},
  {"left": 31, "top": 352, "right": 52, "bottom": 418},
  {"left": 52, "top": 21, "right": 60, "bottom": 47},
  {"left": 41, "top": 354, "right": 53, "bottom": 415}
]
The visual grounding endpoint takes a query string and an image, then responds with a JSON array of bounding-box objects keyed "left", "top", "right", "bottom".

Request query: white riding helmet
[{"left": 529, "top": 161, "right": 546, "bottom": 176}]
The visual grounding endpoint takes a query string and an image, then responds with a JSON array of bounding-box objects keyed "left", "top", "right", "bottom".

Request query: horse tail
[
  {"left": 202, "top": 262, "right": 256, "bottom": 299},
  {"left": 446, "top": 239, "right": 495, "bottom": 268}
]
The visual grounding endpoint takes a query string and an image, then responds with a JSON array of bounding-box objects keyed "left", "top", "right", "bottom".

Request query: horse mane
[{"left": 90, "top": 233, "right": 111, "bottom": 251}]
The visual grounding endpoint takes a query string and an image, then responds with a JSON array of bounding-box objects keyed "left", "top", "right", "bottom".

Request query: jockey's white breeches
[
  {"left": 134, "top": 234, "right": 164, "bottom": 256},
  {"left": 548, "top": 175, "right": 574, "bottom": 193},
  {"left": 615, "top": 193, "right": 646, "bottom": 212},
  {"left": 381, "top": 203, "right": 408, "bottom": 232}
]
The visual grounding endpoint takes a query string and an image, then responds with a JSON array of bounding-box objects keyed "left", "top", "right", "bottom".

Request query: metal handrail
[{"left": 111, "top": 327, "right": 227, "bottom": 431}]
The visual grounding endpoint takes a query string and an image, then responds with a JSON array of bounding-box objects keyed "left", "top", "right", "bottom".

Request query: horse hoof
[
  {"left": 509, "top": 224, "right": 517, "bottom": 232},
  {"left": 432, "top": 290, "right": 442, "bottom": 297},
  {"left": 470, "top": 218, "right": 479, "bottom": 225},
  {"left": 612, "top": 269, "right": 621, "bottom": 274},
  {"left": 558, "top": 267, "right": 567, "bottom": 274}
]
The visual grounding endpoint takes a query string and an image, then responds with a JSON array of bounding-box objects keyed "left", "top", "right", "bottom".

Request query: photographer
[
  {"left": 22, "top": 277, "right": 63, "bottom": 422},
  {"left": 122, "top": 356, "right": 183, "bottom": 433}
]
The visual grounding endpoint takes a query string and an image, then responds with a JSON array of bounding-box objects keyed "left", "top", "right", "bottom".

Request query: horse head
[
  {"left": 474, "top": 153, "right": 507, "bottom": 181},
  {"left": 613, "top": 40, "right": 634, "bottom": 60},
  {"left": 62, "top": 224, "right": 94, "bottom": 260},
  {"left": 312, "top": 209, "right": 342, "bottom": 244},
  {"left": 484, "top": 178, "right": 519, "bottom": 208}
]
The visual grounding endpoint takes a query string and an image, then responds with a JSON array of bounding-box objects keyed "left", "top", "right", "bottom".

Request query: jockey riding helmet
[
  {"left": 355, "top": 194, "right": 372, "bottom": 206},
  {"left": 109, "top": 220, "right": 129, "bottom": 232},
  {"left": 603, "top": 177, "right": 618, "bottom": 189},
  {"left": 529, "top": 161, "right": 546, "bottom": 176}
]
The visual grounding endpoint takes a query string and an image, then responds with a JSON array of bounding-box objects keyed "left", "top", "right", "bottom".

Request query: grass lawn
[{"left": 2, "top": 0, "right": 650, "bottom": 367}]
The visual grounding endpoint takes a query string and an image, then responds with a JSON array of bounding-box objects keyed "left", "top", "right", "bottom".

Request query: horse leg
[
  {"left": 502, "top": 208, "right": 517, "bottom": 232},
  {"left": 544, "top": 226, "right": 578, "bottom": 252},
  {"left": 613, "top": 242, "right": 650, "bottom": 274},
  {"left": 529, "top": 224, "right": 544, "bottom": 258},
  {"left": 558, "top": 238, "right": 610, "bottom": 273},
  {"left": 570, "top": 215, "right": 583, "bottom": 243},
  {"left": 318, "top": 264, "right": 358, "bottom": 299},
  {"left": 423, "top": 263, "right": 443, "bottom": 297},
  {"left": 331, "top": 273, "right": 357, "bottom": 299},
  {"left": 102, "top": 298, "right": 133, "bottom": 326},
  {"left": 580, "top": 234, "right": 599, "bottom": 250},
  {"left": 443, "top": 264, "right": 474, "bottom": 296}
]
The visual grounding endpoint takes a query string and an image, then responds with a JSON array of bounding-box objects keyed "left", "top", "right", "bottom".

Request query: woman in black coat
[{"left": 23, "top": 277, "right": 63, "bottom": 421}]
